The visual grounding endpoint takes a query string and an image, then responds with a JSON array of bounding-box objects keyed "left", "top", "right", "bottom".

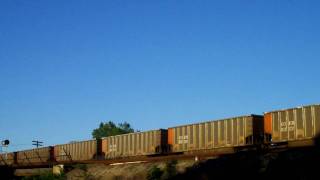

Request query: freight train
[{"left": 1, "top": 104, "right": 319, "bottom": 166}]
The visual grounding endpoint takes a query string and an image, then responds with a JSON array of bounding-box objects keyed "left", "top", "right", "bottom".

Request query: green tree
[{"left": 92, "top": 121, "right": 134, "bottom": 139}]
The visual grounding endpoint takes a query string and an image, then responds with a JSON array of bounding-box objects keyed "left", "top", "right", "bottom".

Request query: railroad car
[
  {"left": 0, "top": 152, "right": 15, "bottom": 166},
  {"left": 168, "top": 115, "right": 264, "bottom": 154},
  {"left": 54, "top": 139, "right": 99, "bottom": 162},
  {"left": 264, "top": 104, "right": 320, "bottom": 147},
  {"left": 102, "top": 129, "right": 168, "bottom": 159},
  {"left": 16, "top": 147, "right": 53, "bottom": 165}
]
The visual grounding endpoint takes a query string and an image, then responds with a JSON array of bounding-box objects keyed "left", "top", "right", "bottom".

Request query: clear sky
[{"left": 0, "top": 0, "right": 319, "bottom": 151}]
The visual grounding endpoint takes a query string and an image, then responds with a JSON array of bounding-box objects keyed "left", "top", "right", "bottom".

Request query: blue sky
[{"left": 0, "top": 0, "right": 319, "bottom": 151}]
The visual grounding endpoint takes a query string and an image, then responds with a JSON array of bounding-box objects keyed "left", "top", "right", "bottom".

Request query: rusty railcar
[
  {"left": 264, "top": 104, "right": 320, "bottom": 147},
  {"left": 0, "top": 153, "right": 15, "bottom": 166},
  {"left": 16, "top": 147, "right": 53, "bottom": 165},
  {"left": 102, "top": 129, "right": 168, "bottom": 159},
  {"left": 54, "top": 139, "right": 98, "bottom": 162},
  {"left": 168, "top": 115, "right": 264, "bottom": 153}
]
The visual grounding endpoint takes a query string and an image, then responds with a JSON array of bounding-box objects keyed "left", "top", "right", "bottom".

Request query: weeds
[{"left": 147, "top": 160, "right": 178, "bottom": 180}]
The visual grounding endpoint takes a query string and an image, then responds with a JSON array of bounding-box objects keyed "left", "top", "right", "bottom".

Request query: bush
[
  {"left": 147, "top": 160, "right": 178, "bottom": 180},
  {"left": 147, "top": 166, "right": 163, "bottom": 180},
  {"left": 73, "top": 163, "right": 88, "bottom": 171},
  {"left": 72, "top": 164, "right": 96, "bottom": 180},
  {"left": 162, "top": 160, "right": 178, "bottom": 179},
  {"left": 21, "top": 171, "right": 66, "bottom": 180}
]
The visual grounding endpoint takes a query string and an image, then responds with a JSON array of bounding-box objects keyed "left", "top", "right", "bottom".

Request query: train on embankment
[{"left": 1, "top": 104, "right": 319, "bottom": 167}]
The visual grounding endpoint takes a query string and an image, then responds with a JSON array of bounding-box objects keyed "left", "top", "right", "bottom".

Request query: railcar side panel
[
  {"left": 17, "top": 147, "right": 51, "bottom": 165},
  {"left": 102, "top": 129, "right": 167, "bottom": 159},
  {"left": 168, "top": 115, "right": 264, "bottom": 153},
  {"left": 0, "top": 153, "right": 15, "bottom": 166},
  {"left": 55, "top": 140, "right": 97, "bottom": 162},
  {"left": 264, "top": 104, "right": 320, "bottom": 145}
]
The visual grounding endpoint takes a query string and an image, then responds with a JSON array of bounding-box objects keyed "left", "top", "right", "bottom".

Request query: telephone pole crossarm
[{"left": 32, "top": 140, "right": 43, "bottom": 148}]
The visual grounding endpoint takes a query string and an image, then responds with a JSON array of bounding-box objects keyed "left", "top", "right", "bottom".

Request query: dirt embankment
[{"left": 66, "top": 160, "right": 195, "bottom": 180}]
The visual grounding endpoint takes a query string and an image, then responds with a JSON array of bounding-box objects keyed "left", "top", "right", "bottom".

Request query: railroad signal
[
  {"left": 32, "top": 140, "right": 43, "bottom": 148},
  {"left": 1, "top": 139, "right": 9, "bottom": 146}
]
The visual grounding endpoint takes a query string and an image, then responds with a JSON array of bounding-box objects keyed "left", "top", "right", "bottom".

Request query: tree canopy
[{"left": 92, "top": 121, "right": 134, "bottom": 139}]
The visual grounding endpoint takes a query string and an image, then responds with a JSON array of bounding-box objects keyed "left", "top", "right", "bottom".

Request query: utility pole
[{"left": 32, "top": 140, "right": 43, "bottom": 148}]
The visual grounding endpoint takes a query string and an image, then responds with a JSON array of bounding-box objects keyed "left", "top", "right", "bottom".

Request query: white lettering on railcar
[
  {"left": 288, "top": 121, "right": 295, "bottom": 131},
  {"left": 178, "top": 135, "right": 188, "bottom": 144},
  {"left": 280, "top": 122, "right": 287, "bottom": 132},
  {"left": 109, "top": 144, "right": 117, "bottom": 152}
]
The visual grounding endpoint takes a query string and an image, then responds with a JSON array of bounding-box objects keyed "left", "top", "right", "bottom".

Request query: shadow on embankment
[{"left": 170, "top": 135, "right": 320, "bottom": 180}]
